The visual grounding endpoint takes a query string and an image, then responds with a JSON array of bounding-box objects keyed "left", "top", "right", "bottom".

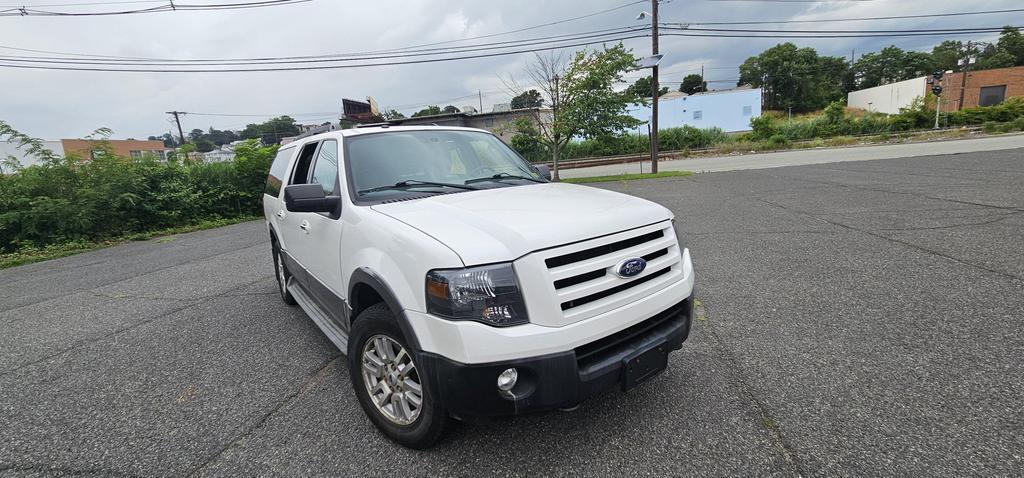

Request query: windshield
[{"left": 345, "top": 130, "right": 543, "bottom": 198}]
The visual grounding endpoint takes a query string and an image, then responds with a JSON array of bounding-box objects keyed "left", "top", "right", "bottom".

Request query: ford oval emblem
[{"left": 615, "top": 258, "right": 647, "bottom": 278}]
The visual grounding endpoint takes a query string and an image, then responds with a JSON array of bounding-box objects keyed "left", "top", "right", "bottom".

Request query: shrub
[
  {"left": 767, "top": 134, "right": 790, "bottom": 148},
  {"left": 0, "top": 129, "right": 275, "bottom": 253},
  {"left": 749, "top": 115, "right": 778, "bottom": 141}
]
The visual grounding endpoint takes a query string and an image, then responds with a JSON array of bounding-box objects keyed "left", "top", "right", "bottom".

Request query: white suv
[{"left": 263, "top": 126, "right": 695, "bottom": 448}]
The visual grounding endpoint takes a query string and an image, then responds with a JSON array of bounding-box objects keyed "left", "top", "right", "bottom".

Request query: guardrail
[{"left": 538, "top": 126, "right": 983, "bottom": 170}]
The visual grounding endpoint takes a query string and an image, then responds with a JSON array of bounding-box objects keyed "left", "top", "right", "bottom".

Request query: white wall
[
  {"left": 848, "top": 77, "right": 926, "bottom": 114},
  {"left": 629, "top": 88, "right": 762, "bottom": 133},
  {"left": 0, "top": 140, "right": 63, "bottom": 171}
]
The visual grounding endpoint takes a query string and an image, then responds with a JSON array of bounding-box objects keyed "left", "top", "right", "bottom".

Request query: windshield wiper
[
  {"left": 357, "top": 179, "right": 479, "bottom": 195},
  {"left": 464, "top": 172, "right": 545, "bottom": 185}
]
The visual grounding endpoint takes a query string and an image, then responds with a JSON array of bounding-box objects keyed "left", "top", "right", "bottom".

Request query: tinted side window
[
  {"left": 310, "top": 140, "right": 339, "bottom": 196},
  {"left": 265, "top": 147, "right": 294, "bottom": 197},
  {"left": 290, "top": 142, "right": 320, "bottom": 185}
]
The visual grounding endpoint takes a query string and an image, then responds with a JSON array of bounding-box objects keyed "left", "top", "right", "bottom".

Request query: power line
[
  {"left": 0, "top": 0, "right": 310, "bottom": 16},
  {"left": 0, "top": 30, "right": 653, "bottom": 72},
  {"left": 673, "top": 7, "right": 1024, "bottom": 26},
  {"left": 367, "top": 0, "right": 646, "bottom": 54},
  {"left": 0, "top": 25, "right": 644, "bottom": 65}
]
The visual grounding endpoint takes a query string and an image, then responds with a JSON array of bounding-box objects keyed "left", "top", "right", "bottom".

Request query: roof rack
[{"left": 355, "top": 122, "right": 390, "bottom": 128}]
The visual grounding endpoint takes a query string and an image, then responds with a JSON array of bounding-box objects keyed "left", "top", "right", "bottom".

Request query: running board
[{"left": 288, "top": 279, "right": 349, "bottom": 354}]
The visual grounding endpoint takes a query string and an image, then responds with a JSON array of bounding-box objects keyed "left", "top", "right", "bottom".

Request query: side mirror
[
  {"left": 534, "top": 164, "right": 552, "bottom": 181},
  {"left": 284, "top": 184, "right": 341, "bottom": 214}
]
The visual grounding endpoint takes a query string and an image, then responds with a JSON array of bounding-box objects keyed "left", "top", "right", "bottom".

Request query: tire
[
  {"left": 271, "top": 240, "right": 297, "bottom": 306},
  {"left": 348, "top": 303, "right": 450, "bottom": 449}
]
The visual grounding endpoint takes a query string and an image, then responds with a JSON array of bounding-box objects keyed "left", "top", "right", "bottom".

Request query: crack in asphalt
[
  {"left": 695, "top": 300, "right": 806, "bottom": 477},
  {"left": 0, "top": 240, "right": 268, "bottom": 314},
  {"left": 756, "top": 197, "right": 1023, "bottom": 283},
  {"left": 0, "top": 462, "right": 144, "bottom": 478},
  {"left": 0, "top": 275, "right": 270, "bottom": 376},
  {"left": 185, "top": 354, "right": 344, "bottom": 477},
  {"left": 761, "top": 169, "right": 1024, "bottom": 213}
]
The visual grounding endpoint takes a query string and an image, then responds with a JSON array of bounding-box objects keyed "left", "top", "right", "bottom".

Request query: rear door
[{"left": 277, "top": 140, "right": 321, "bottom": 286}]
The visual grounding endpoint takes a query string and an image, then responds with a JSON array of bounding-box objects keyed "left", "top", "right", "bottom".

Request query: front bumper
[{"left": 418, "top": 295, "right": 693, "bottom": 418}]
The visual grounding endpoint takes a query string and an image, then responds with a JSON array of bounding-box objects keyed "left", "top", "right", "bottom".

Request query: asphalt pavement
[
  {"left": 2, "top": 148, "right": 1022, "bottom": 477},
  {"left": 558, "top": 132, "right": 1024, "bottom": 177}
]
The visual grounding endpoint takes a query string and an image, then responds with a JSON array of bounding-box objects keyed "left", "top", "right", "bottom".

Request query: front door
[{"left": 287, "top": 139, "right": 347, "bottom": 328}]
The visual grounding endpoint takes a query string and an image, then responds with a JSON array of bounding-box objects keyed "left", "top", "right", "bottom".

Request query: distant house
[
  {"left": 61, "top": 139, "right": 167, "bottom": 160},
  {"left": 385, "top": 107, "right": 552, "bottom": 142},
  {"left": 847, "top": 77, "right": 927, "bottom": 114},
  {"left": 203, "top": 139, "right": 256, "bottom": 162},
  {"left": 3, "top": 139, "right": 167, "bottom": 172},
  {"left": 938, "top": 65, "right": 1024, "bottom": 112},
  {"left": 628, "top": 87, "right": 763, "bottom": 133},
  {"left": 0, "top": 140, "right": 64, "bottom": 170},
  {"left": 848, "top": 65, "right": 1024, "bottom": 114}
]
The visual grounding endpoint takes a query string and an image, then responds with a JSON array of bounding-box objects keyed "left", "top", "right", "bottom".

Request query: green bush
[
  {"left": 767, "top": 134, "right": 790, "bottom": 148},
  {"left": 0, "top": 133, "right": 276, "bottom": 253}
]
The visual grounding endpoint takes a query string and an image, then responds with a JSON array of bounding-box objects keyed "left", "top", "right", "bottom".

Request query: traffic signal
[
  {"left": 932, "top": 70, "right": 944, "bottom": 80},
  {"left": 932, "top": 85, "right": 943, "bottom": 96}
]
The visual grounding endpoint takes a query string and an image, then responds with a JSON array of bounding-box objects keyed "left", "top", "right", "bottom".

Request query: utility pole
[
  {"left": 166, "top": 111, "right": 186, "bottom": 145},
  {"left": 478, "top": 90, "right": 483, "bottom": 113},
  {"left": 649, "top": 0, "right": 659, "bottom": 174},
  {"left": 957, "top": 41, "right": 978, "bottom": 112},
  {"left": 700, "top": 64, "right": 704, "bottom": 92},
  {"left": 551, "top": 74, "right": 560, "bottom": 181}
]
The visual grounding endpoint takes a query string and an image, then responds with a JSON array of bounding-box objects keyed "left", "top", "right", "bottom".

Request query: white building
[
  {"left": 628, "top": 87, "right": 763, "bottom": 133},
  {"left": 0, "top": 140, "right": 64, "bottom": 171},
  {"left": 847, "top": 77, "right": 926, "bottom": 114}
]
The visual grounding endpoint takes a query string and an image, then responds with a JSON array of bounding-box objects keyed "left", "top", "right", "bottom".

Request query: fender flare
[{"left": 348, "top": 267, "right": 422, "bottom": 352}]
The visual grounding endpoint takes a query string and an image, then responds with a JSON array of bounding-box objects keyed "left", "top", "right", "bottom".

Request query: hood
[{"left": 371, "top": 183, "right": 672, "bottom": 265}]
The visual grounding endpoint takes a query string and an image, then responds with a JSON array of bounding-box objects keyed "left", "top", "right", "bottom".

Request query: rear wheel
[
  {"left": 271, "top": 241, "right": 297, "bottom": 305},
  {"left": 349, "top": 303, "right": 450, "bottom": 449}
]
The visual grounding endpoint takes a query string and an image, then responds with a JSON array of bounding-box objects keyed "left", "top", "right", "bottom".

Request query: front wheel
[
  {"left": 271, "top": 241, "right": 297, "bottom": 305},
  {"left": 348, "top": 303, "right": 450, "bottom": 449}
]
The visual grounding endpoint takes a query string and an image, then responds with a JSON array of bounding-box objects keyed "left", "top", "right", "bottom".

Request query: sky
[{"left": 0, "top": 0, "right": 1020, "bottom": 140}]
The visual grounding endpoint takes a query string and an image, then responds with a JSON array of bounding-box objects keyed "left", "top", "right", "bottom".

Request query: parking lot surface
[{"left": 2, "top": 149, "right": 1022, "bottom": 477}]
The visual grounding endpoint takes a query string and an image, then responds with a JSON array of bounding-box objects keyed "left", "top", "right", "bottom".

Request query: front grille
[
  {"left": 560, "top": 267, "right": 670, "bottom": 310},
  {"left": 575, "top": 299, "right": 688, "bottom": 366},
  {"left": 545, "top": 230, "right": 664, "bottom": 268},
  {"left": 524, "top": 221, "right": 682, "bottom": 326}
]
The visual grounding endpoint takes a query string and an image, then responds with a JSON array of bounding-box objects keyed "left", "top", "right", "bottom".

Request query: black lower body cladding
[{"left": 418, "top": 294, "right": 694, "bottom": 419}]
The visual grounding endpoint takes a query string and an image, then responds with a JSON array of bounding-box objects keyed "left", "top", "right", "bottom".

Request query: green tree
[
  {"left": 739, "top": 42, "right": 849, "bottom": 112},
  {"left": 509, "top": 45, "right": 643, "bottom": 179},
  {"left": 853, "top": 46, "right": 933, "bottom": 89},
  {"left": 978, "top": 51, "right": 1016, "bottom": 70},
  {"left": 411, "top": 105, "right": 442, "bottom": 117},
  {"left": 996, "top": 26, "right": 1024, "bottom": 66},
  {"left": 679, "top": 74, "right": 707, "bottom": 94},
  {"left": 623, "top": 75, "right": 668, "bottom": 101},
  {"left": 380, "top": 109, "right": 405, "bottom": 120},
  {"left": 240, "top": 116, "right": 300, "bottom": 145},
  {"left": 441, "top": 105, "right": 460, "bottom": 114},
  {"left": 510, "top": 89, "right": 544, "bottom": 109}
]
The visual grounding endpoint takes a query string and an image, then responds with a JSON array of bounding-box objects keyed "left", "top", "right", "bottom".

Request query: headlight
[{"left": 425, "top": 263, "right": 528, "bottom": 327}]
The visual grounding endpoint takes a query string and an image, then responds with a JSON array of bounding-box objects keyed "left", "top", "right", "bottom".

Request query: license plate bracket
[{"left": 621, "top": 341, "right": 669, "bottom": 391}]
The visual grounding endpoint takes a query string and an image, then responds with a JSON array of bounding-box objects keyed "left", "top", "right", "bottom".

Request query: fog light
[{"left": 496, "top": 368, "right": 518, "bottom": 391}]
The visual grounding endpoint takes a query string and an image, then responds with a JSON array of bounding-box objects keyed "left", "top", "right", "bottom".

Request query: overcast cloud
[{"left": 0, "top": 0, "right": 1019, "bottom": 140}]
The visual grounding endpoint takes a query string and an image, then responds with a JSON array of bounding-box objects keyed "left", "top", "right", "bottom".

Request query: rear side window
[
  {"left": 290, "top": 142, "right": 320, "bottom": 185},
  {"left": 265, "top": 147, "right": 294, "bottom": 197},
  {"left": 310, "top": 140, "right": 339, "bottom": 196}
]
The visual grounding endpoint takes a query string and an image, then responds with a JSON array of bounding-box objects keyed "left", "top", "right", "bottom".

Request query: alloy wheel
[{"left": 361, "top": 334, "right": 423, "bottom": 425}]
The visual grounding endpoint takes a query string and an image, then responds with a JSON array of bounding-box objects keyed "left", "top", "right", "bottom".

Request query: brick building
[
  {"left": 60, "top": 139, "right": 167, "bottom": 160},
  {"left": 938, "top": 65, "right": 1024, "bottom": 112}
]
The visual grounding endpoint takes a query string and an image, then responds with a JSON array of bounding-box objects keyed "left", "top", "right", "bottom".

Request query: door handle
[
  {"left": 276, "top": 210, "right": 286, "bottom": 219},
  {"left": 299, "top": 220, "right": 310, "bottom": 232}
]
